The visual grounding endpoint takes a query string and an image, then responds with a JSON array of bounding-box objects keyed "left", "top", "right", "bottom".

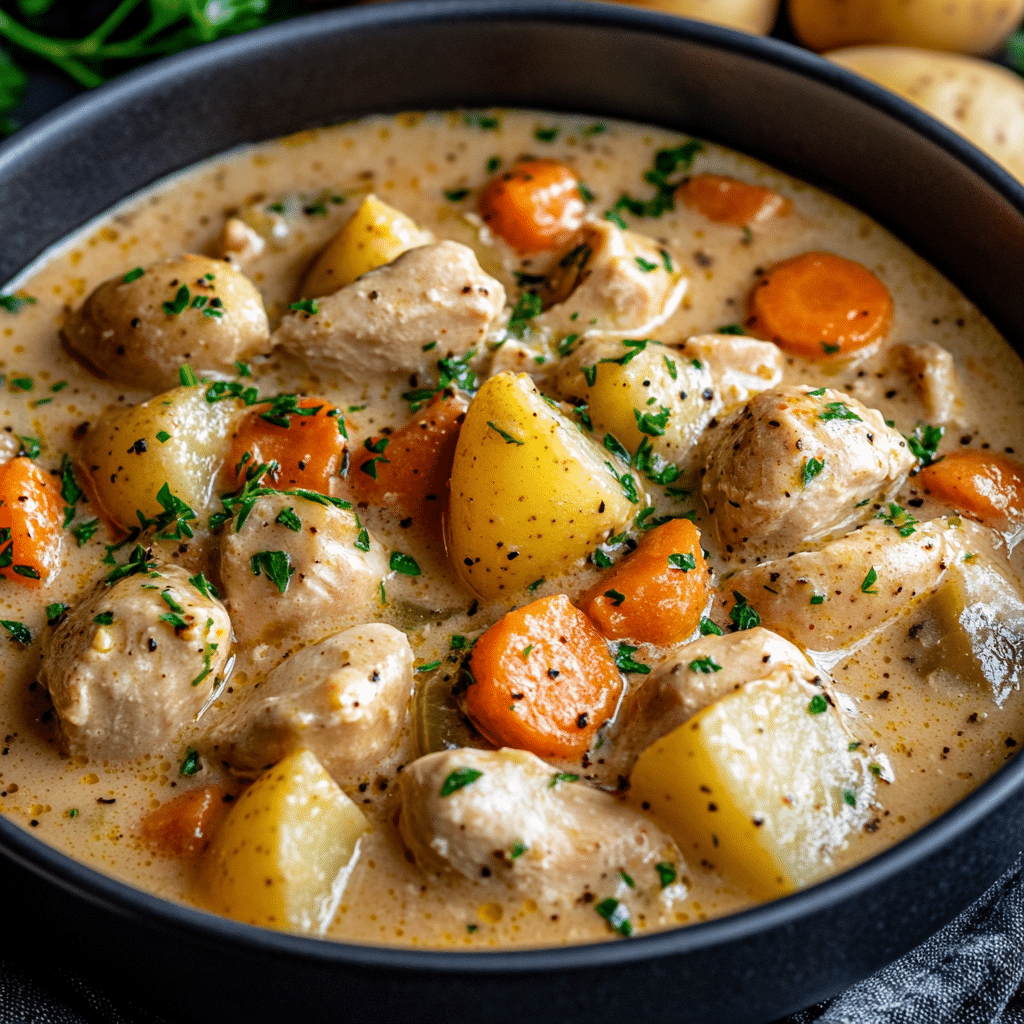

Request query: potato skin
[
  {"left": 791, "top": 0, "right": 1024, "bottom": 54},
  {"left": 606, "top": 0, "right": 778, "bottom": 34},
  {"left": 827, "top": 46, "right": 1024, "bottom": 183},
  {"left": 62, "top": 254, "right": 271, "bottom": 391}
]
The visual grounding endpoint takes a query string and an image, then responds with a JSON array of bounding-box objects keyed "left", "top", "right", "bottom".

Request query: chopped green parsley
[
  {"left": 440, "top": 767, "right": 483, "bottom": 796},
  {"left": 250, "top": 550, "right": 295, "bottom": 594}
]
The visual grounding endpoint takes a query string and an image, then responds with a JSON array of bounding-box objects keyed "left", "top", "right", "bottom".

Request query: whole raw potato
[
  {"left": 827, "top": 46, "right": 1024, "bottom": 183},
  {"left": 790, "top": 0, "right": 1024, "bottom": 54},
  {"left": 584, "top": 0, "right": 778, "bottom": 34}
]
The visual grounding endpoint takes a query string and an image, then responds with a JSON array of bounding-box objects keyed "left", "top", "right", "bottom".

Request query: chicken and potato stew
[{"left": 1, "top": 110, "right": 1023, "bottom": 947}]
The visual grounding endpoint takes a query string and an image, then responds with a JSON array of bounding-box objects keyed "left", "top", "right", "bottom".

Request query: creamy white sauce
[{"left": 0, "top": 109, "right": 1022, "bottom": 949}]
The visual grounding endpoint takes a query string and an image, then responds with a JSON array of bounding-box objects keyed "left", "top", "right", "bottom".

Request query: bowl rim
[{"left": 2, "top": 0, "right": 1024, "bottom": 976}]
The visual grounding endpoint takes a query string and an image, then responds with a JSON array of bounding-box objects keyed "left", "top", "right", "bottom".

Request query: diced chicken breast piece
[
  {"left": 399, "top": 747, "right": 684, "bottom": 910},
  {"left": 675, "top": 333, "right": 785, "bottom": 412},
  {"left": 700, "top": 385, "right": 916, "bottom": 561},
  {"left": 718, "top": 516, "right": 986, "bottom": 655},
  {"left": 219, "top": 492, "right": 388, "bottom": 660},
  {"left": 272, "top": 241, "right": 505, "bottom": 377},
  {"left": 888, "top": 341, "right": 964, "bottom": 426},
  {"left": 210, "top": 623, "right": 413, "bottom": 783},
  {"left": 617, "top": 627, "right": 826, "bottom": 762},
  {"left": 61, "top": 255, "right": 271, "bottom": 392},
  {"left": 40, "top": 561, "right": 232, "bottom": 760},
  {"left": 219, "top": 217, "right": 267, "bottom": 269},
  {"left": 538, "top": 221, "right": 688, "bottom": 338},
  {"left": 488, "top": 338, "right": 549, "bottom": 380}
]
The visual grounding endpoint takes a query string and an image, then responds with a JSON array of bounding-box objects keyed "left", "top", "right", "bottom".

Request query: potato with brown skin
[
  {"left": 792, "top": 0, "right": 1024, "bottom": 55},
  {"left": 827, "top": 47, "right": 1024, "bottom": 183},
  {"left": 62, "top": 255, "right": 271, "bottom": 391},
  {"left": 599, "top": 0, "right": 778, "bottom": 34}
]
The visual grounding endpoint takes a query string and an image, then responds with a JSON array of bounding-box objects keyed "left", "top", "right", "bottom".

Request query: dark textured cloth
[
  {"left": 0, "top": 951, "right": 171, "bottom": 1024},
  {"left": 779, "top": 856, "right": 1024, "bottom": 1024},
  {"left": 3, "top": 859, "right": 1024, "bottom": 1023}
]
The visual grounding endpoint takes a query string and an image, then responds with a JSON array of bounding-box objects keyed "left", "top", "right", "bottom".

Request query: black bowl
[{"left": 3, "top": 4, "right": 1024, "bottom": 1023}]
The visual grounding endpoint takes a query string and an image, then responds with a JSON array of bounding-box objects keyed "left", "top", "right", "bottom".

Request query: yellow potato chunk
[
  {"left": 78, "top": 384, "right": 241, "bottom": 532},
  {"left": 560, "top": 341, "right": 714, "bottom": 464},
  {"left": 630, "top": 677, "right": 875, "bottom": 899},
  {"left": 300, "top": 194, "right": 432, "bottom": 297},
  {"left": 199, "top": 748, "right": 368, "bottom": 934},
  {"left": 448, "top": 372, "right": 643, "bottom": 600}
]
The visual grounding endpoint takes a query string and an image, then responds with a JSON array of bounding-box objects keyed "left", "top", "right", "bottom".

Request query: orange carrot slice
[
  {"left": 747, "top": 250, "right": 893, "bottom": 359},
  {"left": 464, "top": 594, "right": 623, "bottom": 759},
  {"left": 0, "top": 457, "right": 64, "bottom": 586},
  {"left": 579, "top": 518, "right": 712, "bottom": 644},
  {"left": 140, "top": 785, "right": 232, "bottom": 857},
  {"left": 226, "top": 396, "right": 346, "bottom": 494},
  {"left": 479, "top": 159, "right": 587, "bottom": 254},
  {"left": 349, "top": 392, "right": 467, "bottom": 529},
  {"left": 916, "top": 450, "right": 1024, "bottom": 525},
  {"left": 678, "top": 174, "right": 791, "bottom": 226}
]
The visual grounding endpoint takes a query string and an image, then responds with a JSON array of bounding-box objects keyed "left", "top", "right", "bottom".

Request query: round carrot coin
[
  {"left": 0, "top": 457, "right": 64, "bottom": 586},
  {"left": 579, "top": 518, "right": 712, "bottom": 645},
  {"left": 747, "top": 250, "right": 893, "bottom": 359},
  {"left": 479, "top": 159, "right": 587, "bottom": 254},
  {"left": 226, "top": 396, "right": 346, "bottom": 494}
]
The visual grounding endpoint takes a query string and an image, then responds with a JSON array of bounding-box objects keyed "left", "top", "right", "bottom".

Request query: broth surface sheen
[{"left": 1, "top": 109, "right": 1023, "bottom": 949}]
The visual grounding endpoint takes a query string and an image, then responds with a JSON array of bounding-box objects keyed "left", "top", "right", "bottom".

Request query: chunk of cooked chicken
[
  {"left": 398, "top": 747, "right": 685, "bottom": 910},
  {"left": 272, "top": 241, "right": 504, "bottom": 378},
  {"left": 219, "top": 492, "right": 388, "bottom": 661},
  {"left": 209, "top": 623, "right": 413, "bottom": 784},
  {"left": 888, "top": 341, "right": 964, "bottom": 426},
  {"left": 700, "top": 385, "right": 916, "bottom": 561},
  {"left": 219, "top": 217, "right": 266, "bottom": 269},
  {"left": 39, "top": 561, "right": 232, "bottom": 760},
  {"left": 61, "top": 255, "right": 271, "bottom": 392},
  {"left": 717, "top": 516, "right": 987, "bottom": 655},
  {"left": 616, "top": 627, "right": 826, "bottom": 763},
  {"left": 537, "top": 220, "right": 687, "bottom": 338},
  {"left": 675, "top": 333, "right": 784, "bottom": 413}
]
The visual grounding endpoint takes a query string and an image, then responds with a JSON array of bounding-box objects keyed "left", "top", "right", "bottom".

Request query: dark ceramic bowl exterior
[{"left": 2, "top": 4, "right": 1024, "bottom": 1022}]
